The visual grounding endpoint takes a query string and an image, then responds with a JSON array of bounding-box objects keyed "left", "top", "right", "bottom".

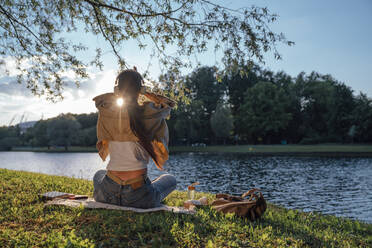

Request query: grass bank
[
  {"left": 170, "top": 144, "right": 372, "bottom": 157},
  {"left": 0, "top": 169, "right": 371, "bottom": 247}
]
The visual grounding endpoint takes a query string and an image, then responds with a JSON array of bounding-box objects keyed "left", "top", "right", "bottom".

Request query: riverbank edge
[
  {"left": 6, "top": 144, "right": 372, "bottom": 157},
  {"left": 0, "top": 168, "right": 371, "bottom": 247}
]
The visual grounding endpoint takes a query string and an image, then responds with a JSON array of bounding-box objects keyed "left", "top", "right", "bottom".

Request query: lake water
[{"left": 1, "top": 151, "right": 371, "bottom": 223}]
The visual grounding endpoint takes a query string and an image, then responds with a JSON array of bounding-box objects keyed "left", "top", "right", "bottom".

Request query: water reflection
[{"left": 0, "top": 151, "right": 371, "bottom": 223}]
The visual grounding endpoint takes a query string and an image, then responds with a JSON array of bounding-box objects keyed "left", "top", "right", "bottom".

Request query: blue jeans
[{"left": 93, "top": 170, "right": 177, "bottom": 209}]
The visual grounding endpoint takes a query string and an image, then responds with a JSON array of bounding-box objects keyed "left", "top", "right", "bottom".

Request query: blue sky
[
  {"left": 255, "top": 0, "right": 372, "bottom": 96},
  {"left": 0, "top": 0, "right": 371, "bottom": 126}
]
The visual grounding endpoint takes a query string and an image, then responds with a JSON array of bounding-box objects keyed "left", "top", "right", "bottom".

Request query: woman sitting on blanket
[{"left": 92, "top": 68, "right": 177, "bottom": 209}]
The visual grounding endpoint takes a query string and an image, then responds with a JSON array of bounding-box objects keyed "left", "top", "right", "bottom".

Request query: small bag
[{"left": 211, "top": 188, "right": 267, "bottom": 221}]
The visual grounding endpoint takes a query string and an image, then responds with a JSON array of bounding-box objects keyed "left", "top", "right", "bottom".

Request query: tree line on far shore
[
  {"left": 1, "top": 65, "right": 372, "bottom": 150},
  {"left": 0, "top": 113, "right": 97, "bottom": 150}
]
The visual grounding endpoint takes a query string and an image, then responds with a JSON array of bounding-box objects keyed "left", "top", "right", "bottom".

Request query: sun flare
[{"left": 116, "top": 98, "right": 124, "bottom": 107}]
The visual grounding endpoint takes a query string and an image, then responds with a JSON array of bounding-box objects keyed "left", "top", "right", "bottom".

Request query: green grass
[{"left": 0, "top": 169, "right": 371, "bottom": 247}]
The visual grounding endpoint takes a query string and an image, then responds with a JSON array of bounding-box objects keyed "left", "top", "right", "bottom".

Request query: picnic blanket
[{"left": 45, "top": 198, "right": 195, "bottom": 214}]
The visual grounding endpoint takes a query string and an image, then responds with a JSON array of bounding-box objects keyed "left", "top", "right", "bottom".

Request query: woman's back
[
  {"left": 92, "top": 68, "right": 177, "bottom": 208},
  {"left": 107, "top": 141, "right": 149, "bottom": 171},
  {"left": 94, "top": 93, "right": 171, "bottom": 170}
]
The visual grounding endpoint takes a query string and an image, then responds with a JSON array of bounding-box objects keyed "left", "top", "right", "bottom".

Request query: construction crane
[
  {"left": 8, "top": 114, "right": 17, "bottom": 127},
  {"left": 23, "top": 113, "right": 28, "bottom": 123},
  {"left": 19, "top": 112, "right": 25, "bottom": 125}
]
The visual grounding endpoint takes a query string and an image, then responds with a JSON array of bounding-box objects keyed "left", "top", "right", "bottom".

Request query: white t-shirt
[{"left": 106, "top": 141, "right": 150, "bottom": 171}]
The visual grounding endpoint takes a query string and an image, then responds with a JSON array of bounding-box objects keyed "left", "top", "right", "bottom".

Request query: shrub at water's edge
[{"left": 0, "top": 169, "right": 371, "bottom": 247}]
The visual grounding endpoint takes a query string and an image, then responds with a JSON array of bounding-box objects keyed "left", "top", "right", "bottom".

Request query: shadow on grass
[
  {"left": 2, "top": 169, "right": 371, "bottom": 248},
  {"left": 40, "top": 201, "right": 372, "bottom": 247},
  {"left": 256, "top": 205, "right": 372, "bottom": 248},
  {"left": 43, "top": 204, "right": 215, "bottom": 248}
]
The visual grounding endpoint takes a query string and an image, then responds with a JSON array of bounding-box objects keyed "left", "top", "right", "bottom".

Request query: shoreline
[
  {"left": 1, "top": 168, "right": 371, "bottom": 247},
  {"left": 5, "top": 144, "right": 372, "bottom": 157},
  {"left": 172, "top": 151, "right": 372, "bottom": 158}
]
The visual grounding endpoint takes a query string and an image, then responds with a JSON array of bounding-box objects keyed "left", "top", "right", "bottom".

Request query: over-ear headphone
[
  {"left": 114, "top": 85, "right": 120, "bottom": 96},
  {"left": 113, "top": 66, "right": 146, "bottom": 95},
  {"left": 114, "top": 85, "right": 146, "bottom": 95},
  {"left": 140, "top": 85, "right": 146, "bottom": 94}
]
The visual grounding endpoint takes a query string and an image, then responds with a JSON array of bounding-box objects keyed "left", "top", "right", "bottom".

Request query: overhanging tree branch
[
  {"left": 89, "top": 3, "right": 127, "bottom": 69},
  {"left": 0, "top": 5, "right": 52, "bottom": 53},
  {"left": 0, "top": 0, "right": 294, "bottom": 101},
  {"left": 83, "top": 0, "right": 186, "bottom": 18}
]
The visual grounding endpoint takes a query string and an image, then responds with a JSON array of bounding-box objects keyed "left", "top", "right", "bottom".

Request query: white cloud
[{"left": 0, "top": 68, "right": 119, "bottom": 126}]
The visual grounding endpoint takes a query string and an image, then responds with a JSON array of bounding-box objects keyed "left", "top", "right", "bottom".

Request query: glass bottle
[
  {"left": 187, "top": 185, "right": 195, "bottom": 200},
  {"left": 187, "top": 182, "right": 199, "bottom": 200}
]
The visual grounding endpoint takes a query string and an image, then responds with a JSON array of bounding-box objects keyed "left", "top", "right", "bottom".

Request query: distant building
[{"left": 18, "top": 121, "right": 37, "bottom": 134}]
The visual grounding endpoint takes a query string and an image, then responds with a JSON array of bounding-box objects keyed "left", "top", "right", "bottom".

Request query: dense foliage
[
  {"left": 0, "top": 0, "right": 292, "bottom": 100},
  {"left": 1, "top": 66, "right": 372, "bottom": 148},
  {"left": 0, "top": 113, "right": 97, "bottom": 150},
  {"left": 166, "top": 66, "right": 372, "bottom": 145}
]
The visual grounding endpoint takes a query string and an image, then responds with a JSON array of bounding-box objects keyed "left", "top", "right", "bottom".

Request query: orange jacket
[{"left": 93, "top": 93, "right": 172, "bottom": 170}]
